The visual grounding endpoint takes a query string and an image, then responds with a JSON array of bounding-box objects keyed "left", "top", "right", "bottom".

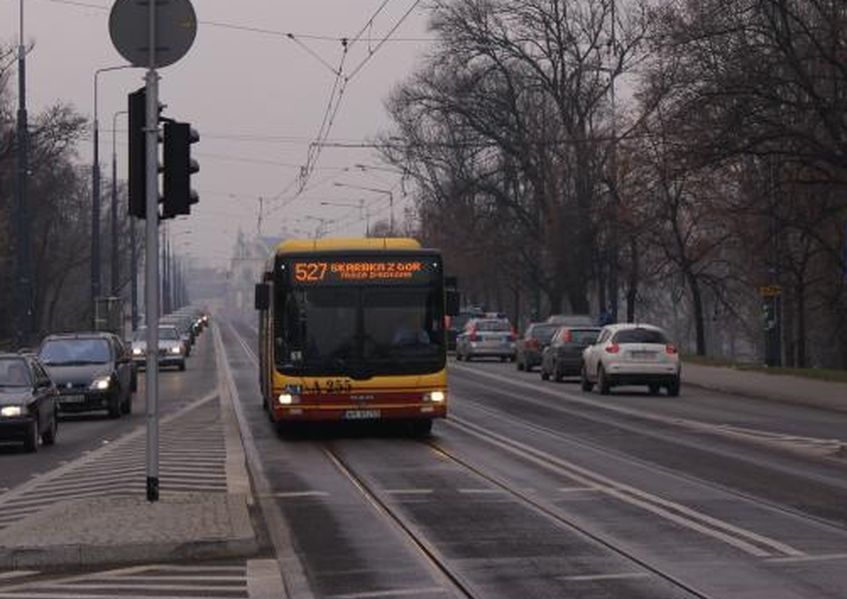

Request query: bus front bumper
[{"left": 271, "top": 403, "right": 447, "bottom": 422}]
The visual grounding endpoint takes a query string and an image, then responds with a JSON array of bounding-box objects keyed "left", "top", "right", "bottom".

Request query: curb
[
  {"left": 681, "top": 374, "right": 847, "bottom": 415},
  {"left": 0, "top": 534, "right": 258, "bottom": 571}
]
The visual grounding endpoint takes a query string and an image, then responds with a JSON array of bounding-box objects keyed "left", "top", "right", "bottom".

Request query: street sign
[
  {"left": 109, "top": 0, "right": 197, "bottom": 68},
  {"left": 759, "top": 285, "right": 782, "bottom": 298}
]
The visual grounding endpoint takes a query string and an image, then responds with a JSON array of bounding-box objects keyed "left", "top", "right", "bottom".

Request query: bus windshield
[{"left": 276, "top": 285, "right": 444, "bottom": 377}]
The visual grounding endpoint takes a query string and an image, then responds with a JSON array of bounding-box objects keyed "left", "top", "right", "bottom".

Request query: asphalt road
[
  {"left": 221, "top": 317, "right": 847, "bottom": 599},
  {"left": 0, "top": 330, "right": 218, "bottom": 493}
]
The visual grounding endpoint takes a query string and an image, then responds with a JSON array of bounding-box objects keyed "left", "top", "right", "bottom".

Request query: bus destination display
[{"left": 290, "top": 259, "right": 435, "bottom": 284}]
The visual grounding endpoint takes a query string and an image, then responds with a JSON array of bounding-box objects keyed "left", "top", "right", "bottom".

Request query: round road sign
[{"left": 109, "top": 0, "right": 197, "bottom": 68}]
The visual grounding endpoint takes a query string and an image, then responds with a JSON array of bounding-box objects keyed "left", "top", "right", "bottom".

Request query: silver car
[
  {"left": 455, "top": 318, "right": 516, "bottom": 362},
  {"left": 130, "top": 325, "right": 186, "bottom": 371}
]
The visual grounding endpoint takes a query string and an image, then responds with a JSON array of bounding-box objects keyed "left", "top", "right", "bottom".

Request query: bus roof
[{"left": 274, "top": 237, "right": 422, "bottom": 254}]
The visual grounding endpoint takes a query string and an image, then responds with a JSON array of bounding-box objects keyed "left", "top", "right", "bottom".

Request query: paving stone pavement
[{"left": 0, "top": 392, "right": 227, "bottom": 532}]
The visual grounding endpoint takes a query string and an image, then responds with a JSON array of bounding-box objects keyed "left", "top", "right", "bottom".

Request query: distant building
[{"left": 228, "top": 231, "right": 285, "bottom": 312}]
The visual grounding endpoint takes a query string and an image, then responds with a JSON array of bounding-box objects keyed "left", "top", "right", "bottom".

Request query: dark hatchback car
[
  {"left": 540, "top": 326, "right": 602, "bottom": 382},
  {"left": 38, "top": 333, "right": 134, "bottom": 418},
  {"left": 516, "top": 322, "right": 559, "bottom": 372},
  {"left": 0, "top": 354, "right": 59, "bottom": 452}
]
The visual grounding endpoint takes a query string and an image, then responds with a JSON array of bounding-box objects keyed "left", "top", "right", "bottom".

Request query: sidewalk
[
  {"left": 682, "top": 362, "right": 847, "bottom": 413},
  {"left": 0, "top": 333, "right": 259, "bottom": 570}
]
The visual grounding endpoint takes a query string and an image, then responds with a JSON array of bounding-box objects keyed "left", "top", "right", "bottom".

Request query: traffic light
[
  {"left": 127, "top": 87, "right": 146, "bottom": 219},
  {"left": 127, "top": 87, "right": 163, "bottom": 219},
  {"left": 162, "top": 121, "right": 199, "bottom": 219}
]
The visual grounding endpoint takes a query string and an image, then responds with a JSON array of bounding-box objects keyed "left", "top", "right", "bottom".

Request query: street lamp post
[
  {"left": 92, "top": 64, "right": 135, "bottom": 319},
  {"left": 320, "top": 200, "right": 369, "bottom": 236},
  {"left": 111, "top": 109, "right": 127, "bottom": 297},
  {"left": 334, "top": 182, "right": 394, "bottom": 234},
  {"left": 15, "top": 0, "right": 33, "bottom": 346}
]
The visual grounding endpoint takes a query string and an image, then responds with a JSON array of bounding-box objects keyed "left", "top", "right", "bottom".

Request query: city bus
[{"left": 254, "top": 238, "right": 459, "bottom": 435}]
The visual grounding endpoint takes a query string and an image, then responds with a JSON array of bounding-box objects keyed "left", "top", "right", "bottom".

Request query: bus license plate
[
  {"left": 344, "top": 409, "right": 381, "bottom": 420},
  {"left": 61, "top": 395, "right": 86, "bottom": 403}
]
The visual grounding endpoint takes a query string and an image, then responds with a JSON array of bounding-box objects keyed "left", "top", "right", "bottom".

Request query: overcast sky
[{"left": 2, "top": 0, "right": 435, "bottom": 267}]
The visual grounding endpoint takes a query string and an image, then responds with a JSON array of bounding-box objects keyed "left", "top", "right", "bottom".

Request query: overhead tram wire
[{"left": 263, "top": 0, "right": 427, "bottom": 215}]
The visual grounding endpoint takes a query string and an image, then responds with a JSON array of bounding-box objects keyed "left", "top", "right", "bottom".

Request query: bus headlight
[
  {"left": 170, "top": 346, "right": 182, "bottom": 355},
  {"left": 278, "top": 393, "right": 300, "bottom": 405},
  {"left": 132, "top": 347, "right": 143, "bottom": 356},
  {"left": 1, "top": 406, "right": 23, "bottom": 417},
  {"left": 424, "top": 391, "right": 446, "bottom": 403}
]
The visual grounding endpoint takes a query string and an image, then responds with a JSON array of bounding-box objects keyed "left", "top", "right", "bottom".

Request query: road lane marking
[
  {"left": 457, "top": 488, "right": 505, "bottom": 494},
  {"left": 269, "top": 491, "right": 330, "bottom": 498},
  {"left": 451, "top": 363, "right": 846, "bottom": 456},
  {"left": 560, "top": 572, "right": 651, "bottom": 581},
  {"left": 766, "top": 553, "right": 847, "bottom": 564},
  {"left": 448, "top": 414, "right": 804, "bottom": 558},
  {"left": 0, "top": 571, "right": 37, "bottom": 581},
  {"left": 384, "top": 489, "right": 434, "bottom": 495},
  {"left": 328, "top": 587, "right": 446, "bottom": 598}
]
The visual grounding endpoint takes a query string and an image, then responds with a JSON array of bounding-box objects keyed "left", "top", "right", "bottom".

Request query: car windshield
[
  {"left": 613, "top": 328, "right": 668, "bottom": 344},
  {"left": 39, "top": 338, "right": 111, "bottom": 365},
  {"left": 476, "top": 320, "right": 511, "bottom": 332},
  {"left": 530, "top": 324, "right": 558, "bottom": 343},
  {"left": 0, "top": 358, "right": 32, "bottom": 387},
  {"left": 133, "top": 327, "right": 179, "bottom": 341},
  {"left": 569, "top": 329, "right": 601, "bottom": 344},
  {"left": 276, "top": 286, "right": 444, "bottom": 377}
]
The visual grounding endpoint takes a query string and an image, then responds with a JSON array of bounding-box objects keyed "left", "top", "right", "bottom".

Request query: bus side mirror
[
  {"left": 254, "top": 283, "right": 270, "bottom": 310},
  {"left": 445, "top": 289, "right": 460, "bottom": 317}
]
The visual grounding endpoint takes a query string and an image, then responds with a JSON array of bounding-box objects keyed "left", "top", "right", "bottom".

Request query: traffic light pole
[{"left": 144, "top": 1, "right": 160, "bottom": 503}]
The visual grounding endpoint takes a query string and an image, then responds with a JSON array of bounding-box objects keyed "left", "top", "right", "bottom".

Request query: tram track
[
  {"left": 451, "top": 396, "right": 847, "bottom": 541},
  {"left": 227, "top": 319, "right": 716, "bottom": 597}
]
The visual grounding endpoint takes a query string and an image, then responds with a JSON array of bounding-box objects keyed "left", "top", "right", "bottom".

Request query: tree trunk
[
  {"left": 796, "top": 281, "right": 807, "bottom": 368},
  {"left": 626, "top": 236, "right": 639, "bottom": 323},
  {"left": 686, "top": 271, "right": 707, "bottom": 355}
]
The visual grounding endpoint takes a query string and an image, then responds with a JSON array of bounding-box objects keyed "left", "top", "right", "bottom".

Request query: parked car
[
  {"left": 581, "top": 324, "right": 681, "bottom": 396},
  {"left": 446, "top": 307, "right": 484, "bottom": 351},
  {"left": 540, "top": 326, "right": 602, "bottom": 382},
  {"left": 455, "top": 318, "right": 516, "bottom": 362},
  {"left": 516, "top": 322, "right": 559, "bottom": 372},
  {"left": 38, "top": 332, "right": 135, "bottom": 418},
  {"left": 0, "top": 354, "right": 59, "bottom": 452},
  {"left": 130, "top": 325, "right": 187, "bottom": 371}
]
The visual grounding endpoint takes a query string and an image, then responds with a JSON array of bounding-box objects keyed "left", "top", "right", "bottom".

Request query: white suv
[{"left": 581, "top": 324, "right": 681, "bottom": 396}]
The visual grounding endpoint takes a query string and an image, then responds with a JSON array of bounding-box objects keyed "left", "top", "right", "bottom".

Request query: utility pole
[
  {"left": 130, "top": 218, "right": 139, "bottom": 329},
  {"left": 607, "top": 0, "right": 620, "bottom": 323},
  {"left": 15, "top": 0, "right": 33, "bottom": 346},
  {"left": 111, "top": 109, "right": 127, "bottom": 296}
]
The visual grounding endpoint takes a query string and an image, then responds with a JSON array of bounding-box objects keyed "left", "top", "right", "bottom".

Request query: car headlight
[
  {"left": 90, "top": 376, "right": 111, "bottom": 391},
  {"left": 1, "top": 406, "right": 23, "bottom": 417},
  {"left": 132, "top": 347, "right": 143, "bottom": 355},
  {"left": 170, "top": 346, "right": 182, "bottom": 355},
  {"left": 424, "top": 390, "right": 446, "bottom": 403}
]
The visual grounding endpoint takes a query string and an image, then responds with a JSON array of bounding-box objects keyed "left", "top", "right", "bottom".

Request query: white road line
[
  {"left": 328, "top": 587, "right": 446, "bottom": 598},
  {"left": 766, "top": 553, "right": 847, "bottom": 564},
  {"left": 384, "top": 489, "right": 434, "bottom": 495},
  {"left": 449, "top": 415, "right": 804, "bottom": 558},
  {"left": 269, "top": 491, "right": 330, "bottom": 498},
  {"left": 457, "top": 488, "right": 506, "bottom": 494},
  {"left": 451, "top": 363, "right": 845, "bottom": 455},
  {"left": 560, "top": 572, "right": 651, "bottom": 582},
  {"left": 248, "top": 559, "right": 286, "bottom": 599},
  {"left": 0, "top": 571, "right": 37, "bottom": 581}
]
